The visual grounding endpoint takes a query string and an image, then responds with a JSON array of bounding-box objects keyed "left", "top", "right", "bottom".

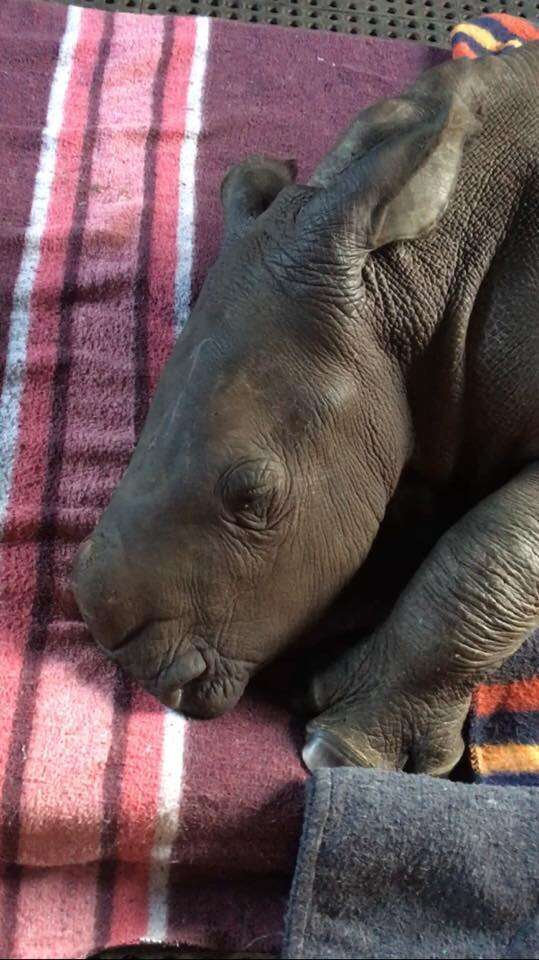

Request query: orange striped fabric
[
  {"left": 474, "top": 677, "right": 539, "bottom": 717},
  {"left": 452, "top": 12, "right": 539, "bottom": 59}
]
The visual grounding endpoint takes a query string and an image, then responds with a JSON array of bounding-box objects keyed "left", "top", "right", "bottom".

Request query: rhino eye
[{"left": 219, "top": 461, "right": 282, "bottom": 531}]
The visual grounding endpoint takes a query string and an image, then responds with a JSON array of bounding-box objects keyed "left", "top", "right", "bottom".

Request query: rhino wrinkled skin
[{"left": 72, "top": 44, "right": 539, "bottom": 775}]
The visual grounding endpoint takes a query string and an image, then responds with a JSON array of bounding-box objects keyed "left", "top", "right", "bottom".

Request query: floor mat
[{"left": 42, "top": 0, "right": 537, "bottom": 47}]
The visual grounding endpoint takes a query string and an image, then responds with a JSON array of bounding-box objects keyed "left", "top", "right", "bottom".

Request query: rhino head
[{"left": 72, "top": 62, "right": 478, "bottom": 718}]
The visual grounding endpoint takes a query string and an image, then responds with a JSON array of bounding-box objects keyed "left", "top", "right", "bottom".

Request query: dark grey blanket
[{"left": 283, "top": 769, "right": 539, "bottom": 960}]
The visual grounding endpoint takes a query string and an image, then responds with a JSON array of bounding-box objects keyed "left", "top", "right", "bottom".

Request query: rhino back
[{"left": 365, "top": 43, "right": 539, "bottom": 493}]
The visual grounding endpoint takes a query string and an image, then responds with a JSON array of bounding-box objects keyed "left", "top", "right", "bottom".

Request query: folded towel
[
  {"left": 0, "top": 3, "right": 446, "bottom": 958},
  {"left": 283, "top": 768, "right": 539, "bottom": 960}
]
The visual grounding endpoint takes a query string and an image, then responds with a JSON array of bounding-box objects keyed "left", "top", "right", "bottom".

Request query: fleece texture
[{"left": 283, "top": 767, "right": 539, "bottom": 960}]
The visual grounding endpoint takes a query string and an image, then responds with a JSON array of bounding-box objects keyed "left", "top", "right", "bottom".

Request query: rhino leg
[{"left": 303, "top": 463, "right": 539, "bottom": 775}]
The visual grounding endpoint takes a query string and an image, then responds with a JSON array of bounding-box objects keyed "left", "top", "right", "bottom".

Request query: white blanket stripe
[
  {"left": 174, "top": 15, "right": 211, "bottom": 336},
  {"left": 0, "top": 5, "right": 82, "bottom": 535},
  {"left": 146, "top": 15, "right": 211, "bottom": 942}
]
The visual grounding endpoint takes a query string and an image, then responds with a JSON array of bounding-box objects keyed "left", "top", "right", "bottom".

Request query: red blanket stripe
[
  {"left": 106, "top": 17, "right": 199, "bottom": 947},
  {"left": 4, "top": 13, "right": 115, "bottom": 954},
  {"left": 487, "top": 11, "right": 539, "bottom": 40},
  {"left": 452, "top": 39, "right": 476, "bottom": 59},
  {"left": 475, "top": 677, "right": 539, "bottom": 716},
  {"left": 94, "top": 13, "right": 168, "bottom": 948},
  {"left": 0, "top": 0, "right": 67, "bottom": 394},
  {"left": 1, "top": 9, "right": 105, "bottom": 954},
  {"left": 0, "top": 10, "right": 199, "bottom": 955}
]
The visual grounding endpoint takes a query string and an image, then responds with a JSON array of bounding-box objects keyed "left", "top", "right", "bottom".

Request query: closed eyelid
[{"left": 216, "top": 458, "right": 280, "bottom": 494}]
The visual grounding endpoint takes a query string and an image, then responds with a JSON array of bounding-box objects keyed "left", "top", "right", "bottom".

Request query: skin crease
[{"left": 72, "top": 43, "right": 539, "bottom": 773}]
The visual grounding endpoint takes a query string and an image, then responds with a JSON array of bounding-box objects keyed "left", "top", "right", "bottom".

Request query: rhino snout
[
  {"left": 71, "top": 530, "right": 213, "bottom": 711},
  {"left": 71, "top": 528, "right": 143, "bottom": 652}
]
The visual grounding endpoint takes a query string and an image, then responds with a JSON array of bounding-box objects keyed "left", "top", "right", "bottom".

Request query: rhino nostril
[
  {"left": 158, "top": 649, "right": 207, "bottom": 712},
  {"left": 165, "top": 649, "right": 207, "bottom": 690}
]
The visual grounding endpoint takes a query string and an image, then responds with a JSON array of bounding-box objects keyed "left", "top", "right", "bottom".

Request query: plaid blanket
[
  {"left": 0, "top": 4, "right": 445, "bottom": 957},
  {"left": 0, "top": 2, "right": 536, "bottom": 957}
]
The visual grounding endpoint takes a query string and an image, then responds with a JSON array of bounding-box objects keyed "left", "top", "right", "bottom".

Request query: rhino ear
[
  {"left": 304, "top": 90, "right": 480, "bottom": 252},
  {"left": 220, "top": 155, "right": 297, "bottom": 242}
]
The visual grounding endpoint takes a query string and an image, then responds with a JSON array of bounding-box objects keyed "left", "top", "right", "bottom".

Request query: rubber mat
[{"left": 43, "top": 0, "right": 537, "bottom": 46}]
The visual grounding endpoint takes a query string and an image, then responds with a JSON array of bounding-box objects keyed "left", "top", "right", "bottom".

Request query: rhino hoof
[{"left": 302, "top": 730, "right": 358, "bottom": 772}]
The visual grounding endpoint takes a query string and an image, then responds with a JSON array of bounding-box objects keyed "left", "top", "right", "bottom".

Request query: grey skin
[{"left": 72, "top": 43, "right": 539, "bottom": 776}]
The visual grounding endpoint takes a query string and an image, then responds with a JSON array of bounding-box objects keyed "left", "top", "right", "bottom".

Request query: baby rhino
[{"left": 72, "top": 43, "right": 539, "bottom": 776}]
